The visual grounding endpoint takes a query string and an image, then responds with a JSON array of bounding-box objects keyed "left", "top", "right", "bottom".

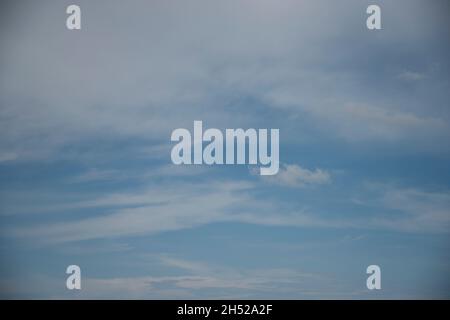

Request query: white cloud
[
  {"left": 376, "top": 187, "right": 450, "bottom": 233},
  {"left": 264, "top": 82, "right": 448, "bottom": 142},
  {"left": 8, "top": 178, "right": 343, "bottom": 243},
  {"left": 347, "top": 183, "right": 450, "bottom": 233},
  {"left": 8, "top": 180, "right": 254, "bottom": 242},
  {"left": 9, "top": 177, "right": 450, "bottom": 244},
  {"left": 259, "top": 164, "right": 331, "bottom": 187},
  {"left": 67, "top": 164, "right": 208, "bottom": 184},
  {"left": 158, "top": 255, "right": 211, "bottom": 274}
]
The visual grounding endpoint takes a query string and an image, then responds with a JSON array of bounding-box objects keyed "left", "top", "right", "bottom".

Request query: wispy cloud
[
  {"left": 376, "top": 187, "right": 450, "bottom": 233},
  {"left": 397, "top": 71, "right": 425, "bottom": 81},
  {"left": 9, "top": 180, "right": 257, "bottom": 243},
  {"left": 5, "top": 256, "right": 332, "bottom": 299},
  {"left": 257, "top": 164, "right": 331, "bottom": 187},
  {"left": 9, "top": 175, "right": 450, "bottom": 245},
  {"left": 1, "top": 0, "right": 449, "bottom": 299},
  {"left": 68, "top": 169, "right": 126, "bottom": 183},
  {"left": 6, "top": 177, "right": 343, "bottom": 243}
]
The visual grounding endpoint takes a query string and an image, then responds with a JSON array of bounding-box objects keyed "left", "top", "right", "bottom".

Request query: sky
[{"left": 0, "top": 0, "right": 449, "bottom": 299}]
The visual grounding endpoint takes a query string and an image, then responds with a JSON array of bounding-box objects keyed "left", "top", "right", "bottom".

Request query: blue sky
[{"left": 0, "top": 0, "right": 449, "bottom": 298}]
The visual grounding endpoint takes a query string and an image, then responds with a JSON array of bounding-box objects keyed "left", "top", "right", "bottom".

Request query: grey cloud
[{"left": 2, "top": 0, "right": 450, "bottom": 162}]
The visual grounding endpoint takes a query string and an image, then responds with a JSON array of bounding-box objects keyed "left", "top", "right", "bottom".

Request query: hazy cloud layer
[{"left": 1, "top": 0, "right": 449, "bottom": 299}]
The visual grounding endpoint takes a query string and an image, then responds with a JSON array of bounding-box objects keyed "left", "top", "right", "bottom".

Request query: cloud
[
  {"left": 1, "top": 0, "right": 449, "bottom": 301},
  {"left": 376, "top": 187, "right": 450, "bottom": 233},
  {"left": 59, "top": 269, "right": 327, "bottom": 299},
  {"left": 67, "top": 164, "right": 208, "bottom": 184},
  {"left": 264, "top": 83, "right": 448, "bottom": 142},
  {"left": 333, "top": 103, "right": 445, "bottom": 142},
  {"left": 397, "top": 71, "right": 425, "bottom": 81},
  {"left": 258, "top": 164, "right": 331, "bottom": 187},
  {"left": 2, "top": 0, "right": 449, "bottom": 164},
  {"left": 8, "top": 180, "right": 256, "bottom": 243},
  {"left": 2, "top": 255, "right": 333, "bottom": 299},
  {"left": 158, "top": 255, "right": 211, "bottom": 274},
  {"left": 7, "top": 177, "right": 346, "bottom": 243},
  {"left": 347, "top": 183, "right": 450, "bottom": 233},
  {"left": 0, "top": 152, "right": 17, "bottom": 162},
  {"left": 8, "top": 177, "right": 450, "bottom": 244},
  {"left": 68, "top": 168, "right": 125, "bottom": 183}
]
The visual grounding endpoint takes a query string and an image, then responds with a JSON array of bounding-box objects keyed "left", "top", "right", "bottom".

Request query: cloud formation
[{"left": 259, "top": 164, "right": 331, "bottom": 187}]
